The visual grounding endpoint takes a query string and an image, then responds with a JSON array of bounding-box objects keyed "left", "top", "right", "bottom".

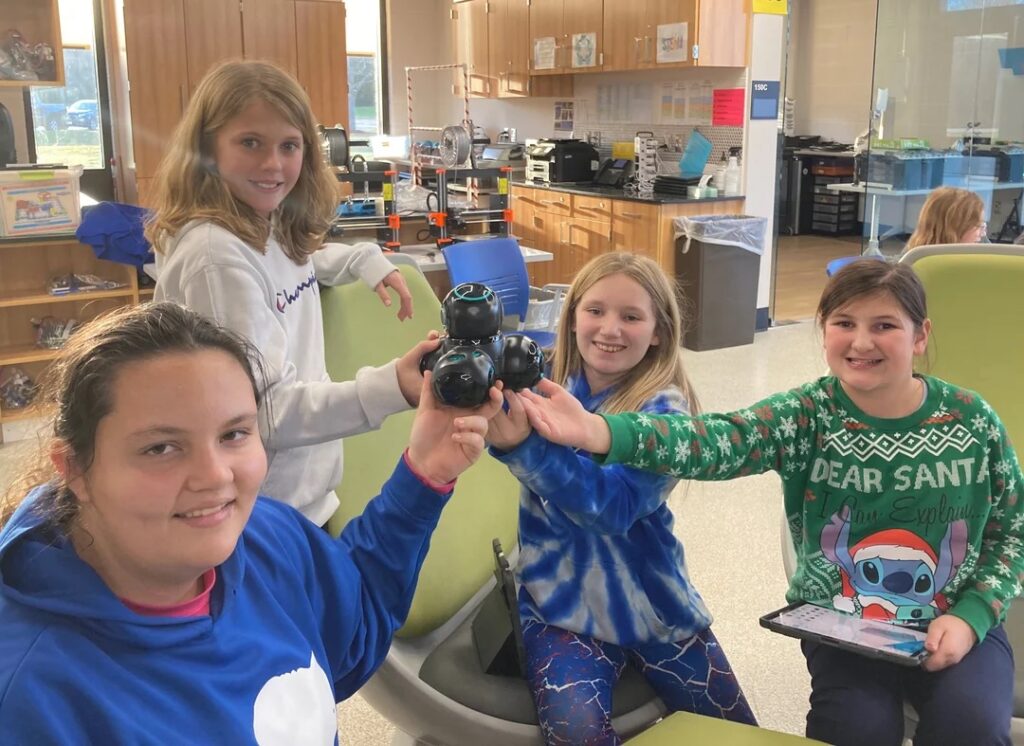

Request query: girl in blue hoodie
[
  {"left": 0, "top": 302, "right": 499, "bottom": 744},
  {"left": 486, "top": 253, "right": 755, "bottom": 745}
]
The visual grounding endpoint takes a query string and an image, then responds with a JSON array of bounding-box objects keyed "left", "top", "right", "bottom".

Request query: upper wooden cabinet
[
  {"left": 488, "top": 0, "right": 530, "bottom": 97},
  {"left": 122, "top": 0, "right": 347, "bottom": 193},
  {"left": 605, "top": 0, "right": 748, "bottom": 71},
  {"left": 452, "top": 0, "right": 492, "bottom": 97},
  {"left": 0, "top": 0, "right": 65, "bottom": 87},
  {"left": 529, "top": 0, "right": 603, "bottom": 75}
]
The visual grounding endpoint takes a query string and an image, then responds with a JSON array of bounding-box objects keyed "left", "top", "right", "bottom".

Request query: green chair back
[
  {"left": 322, "top": 264, "right": 520, "bottom": 638},
  {"left": 907, "top": 249, "right": 1024, "bottom": 448}
]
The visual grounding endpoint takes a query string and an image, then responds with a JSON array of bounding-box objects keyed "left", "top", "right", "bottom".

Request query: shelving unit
[
  {"left": 0, "top": 235, "right": 140, "bottom": 443},
  {"left": 0, "top": 0, "right": 65, "bottom": 87}
]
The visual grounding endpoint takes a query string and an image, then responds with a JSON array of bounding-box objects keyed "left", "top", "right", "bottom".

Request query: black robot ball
[{"left": 420, "top": 282, "right": 545, "bottom": 407}]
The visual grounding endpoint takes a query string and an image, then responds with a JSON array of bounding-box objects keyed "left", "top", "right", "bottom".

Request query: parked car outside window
[{"left": 67, "top": 99, "right": 97, "bottom": 130}]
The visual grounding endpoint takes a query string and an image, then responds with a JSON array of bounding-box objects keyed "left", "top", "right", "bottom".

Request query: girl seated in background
[
  {"left": 487, "top": 253, "right": 755, "bottom": 745},
  {"left": 0, "top": 302, "right": 500, "bottom": 744},
  {"left": 904, "top": 186, "right": 987, "bottom": 251}
]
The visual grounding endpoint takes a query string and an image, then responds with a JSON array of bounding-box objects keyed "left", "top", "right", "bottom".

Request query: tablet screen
[{"left": 770, "top": 603, "right": 928, "bottom": 660}]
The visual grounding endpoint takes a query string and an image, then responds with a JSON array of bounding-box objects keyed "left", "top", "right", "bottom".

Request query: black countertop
[{"left": 510, "top": 180, "right": 744, "bottom": 205}]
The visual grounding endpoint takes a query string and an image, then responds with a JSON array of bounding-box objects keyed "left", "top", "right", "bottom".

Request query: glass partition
[{"left": 860, "top": 0, "right": 1024, "bottom": 254}]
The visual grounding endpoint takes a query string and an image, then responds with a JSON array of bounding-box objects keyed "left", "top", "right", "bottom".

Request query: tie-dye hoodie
[{"left": 491, "top": 374, "right": 712, "bottom": 647}]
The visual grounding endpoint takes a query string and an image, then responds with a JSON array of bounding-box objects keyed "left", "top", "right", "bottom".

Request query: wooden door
[
  {"left": 644, "top": 0, "right": 697, "bottom": 68},
  {"left": 612, "top": 201, "right": 660, "bottom": 262},
  {"left": 182, "top": 0, "right": 243, "bottom": 95},
  {"left": 295, "top": 0, "right": 348, "bottom": 128},
  {"left": 241, "top": 0, "right": 298, "bottom": 75},
  {"left": 501, "top": 0, "right": 531, "bottom": 96},
  {"left": 529, "top": 0, "right": 563, "bottom": 75},
  {"left": 567, "top": 217, "right": 612, "bottom": 271},
  {"left": 452, "top": 0, "right": 491, "bottom": 97},
  {"left": 562, "top": 0, "right": 602, "bottom": 72},
  {"left": 122, "top": 0, "right": 189, "bottom": 179},
  {"left": 696, "top": 0, "right": 748, "bottom": 67},
  {"left": 602, "top": 0, "right": 645, "bottom": 71}
]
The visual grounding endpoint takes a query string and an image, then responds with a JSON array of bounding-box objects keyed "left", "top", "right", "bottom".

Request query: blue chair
[
  {"left": 441, "top": 238, "right": 563, "bottom": 348},
  {"left": 825, "top": 253, "right": 887, "bottom": 277}
]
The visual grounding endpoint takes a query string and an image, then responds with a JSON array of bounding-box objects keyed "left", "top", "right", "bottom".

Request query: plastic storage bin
[
  {"left": 673, "top": 215, "right": 766, "bottom": 351},
  {"left": 0, "top": 166, "right": 83, "bottom": 237}
]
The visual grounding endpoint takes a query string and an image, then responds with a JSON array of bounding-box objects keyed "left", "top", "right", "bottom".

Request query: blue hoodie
[
  {"left": 491, "top": 374, "right": 712, "bottom": 648},
  {"left": 0, "top": 458, "right": 448, "bottom": 745}
]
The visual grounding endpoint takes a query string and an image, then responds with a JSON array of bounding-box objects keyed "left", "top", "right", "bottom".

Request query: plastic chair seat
[
  {"left": 629, "top": 711, "right": 825, "bottom": 745},
  {"left": 419, "top": 609, "right": 659, "bottom": 725}
]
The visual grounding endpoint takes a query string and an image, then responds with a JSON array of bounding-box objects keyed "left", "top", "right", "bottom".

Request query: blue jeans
[
  {"left": 522, "top": 619, "right": 756, "bottom": 746},
  {"left": 802, "top": 624, "right": 1014, "bottom": 746}
]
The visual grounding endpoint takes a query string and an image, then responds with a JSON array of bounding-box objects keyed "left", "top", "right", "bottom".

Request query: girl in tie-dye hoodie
[{"left": 487, "top": 253, "right": 755, "bottom": 745}]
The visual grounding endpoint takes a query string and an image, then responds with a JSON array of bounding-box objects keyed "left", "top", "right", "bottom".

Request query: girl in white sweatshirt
[{"left": 148, "top": 60, "right": 436, "bottom": 525}]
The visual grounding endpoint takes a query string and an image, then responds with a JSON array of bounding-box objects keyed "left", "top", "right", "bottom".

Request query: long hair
[
  {"left": 0, "top": 303, "right": 266, "bottom": 532},
  {"left": 144, "top": 60, "right": 337, "bottom": 263},
  {"left": 904, "top": 187, "right": 984, "bottom": 251},
  {"left": 549, "top": 252, "right": 699, "bottom": 414}
]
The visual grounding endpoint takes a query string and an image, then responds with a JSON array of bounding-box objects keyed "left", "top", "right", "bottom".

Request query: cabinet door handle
[
  {"left": 621, "top": 211, "right": 643, "bottom": 218},
  {"left": 645, "top": 36, "right": 653, "bottom": 63},
  {"left": 633, "top": 37, "right": 642, "bottom": 64}
]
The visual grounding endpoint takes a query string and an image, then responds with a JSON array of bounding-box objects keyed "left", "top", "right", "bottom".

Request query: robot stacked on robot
[{"left": 420, "top": 283, "right": 544, "bottom": 407}]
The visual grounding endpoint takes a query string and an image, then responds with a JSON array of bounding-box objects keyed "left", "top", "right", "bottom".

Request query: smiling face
[
  {"left": 213, "top": 98, "right": 304, "bottom": 218},
  {"left": 822, "top": 291, "right": 930, "bottom": 417},
  {"left": 67, "top": 349, "right": 267, "bottom": 606},
  {"left": 573, "top": 272, "right": 660, "bottom": 394}
]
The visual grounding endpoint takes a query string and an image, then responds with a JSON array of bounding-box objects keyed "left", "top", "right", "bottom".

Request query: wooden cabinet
[
  {"left": 512, "top": 184, "right": 745, "bottom": 283},
  {"left": 0, "top": 0, "right": 65, "bottom": 87},
  {"left": 529, "top": 0, "right": 602, "bottom": 75},
  {"left": 0, "top": 237, "right": 141, "bottom": 444},
  {"left": 603, "top": 0, "right": 746, "bottom": 71},
  {"left": 122, "top": 0, "right": 347, "bottom": 202},
  {"left": 295, "top": 0, "right": 349, "bottom": 128},
  {"left": 488, "top": 0, "right": 530, "bottom": 97},
  {"left": 452, "top": 0, "right": 492, "bottom": 97}
]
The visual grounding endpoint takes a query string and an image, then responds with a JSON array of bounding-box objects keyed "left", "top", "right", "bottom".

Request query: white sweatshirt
[{"left": 154, "top": 220, "right": 409, "bottom": 525}]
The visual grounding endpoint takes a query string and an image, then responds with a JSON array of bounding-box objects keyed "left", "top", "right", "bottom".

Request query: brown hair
[
  {"left": 904, "top": 187, "right": 984, "bottom": 251},
  {"left": 144, "top": 60, "right": 337, "bottom": 263},
  {"left": 816, "top": 259, "right": 928, "bottom": 330},
  {"left": 550, "top": 252, "right": 699, "bottom": 414},
  {"left": 0, "top": 303, "right": 265, "bottom": 531}
]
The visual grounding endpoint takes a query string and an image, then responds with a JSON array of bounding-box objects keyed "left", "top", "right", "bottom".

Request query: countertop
[{"left": 510, "top": 180, "right": 744, "bottom": 205}]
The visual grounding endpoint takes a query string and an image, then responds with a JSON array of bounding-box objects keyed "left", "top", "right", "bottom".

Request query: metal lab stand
[{"left": 428, "top": 166, "right": 514, "bottom": 247}]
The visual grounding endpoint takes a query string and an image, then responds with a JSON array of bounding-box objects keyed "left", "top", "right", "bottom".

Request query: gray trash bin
[{"left": 674, "top": 215, "right": 766, "bottom": 351}]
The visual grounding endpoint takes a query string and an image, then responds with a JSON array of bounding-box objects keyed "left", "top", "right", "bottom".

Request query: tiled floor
[{"left": 0, "top": 322, "right": 825, "bottom": 745}]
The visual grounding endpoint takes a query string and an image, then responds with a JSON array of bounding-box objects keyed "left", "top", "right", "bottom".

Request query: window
[
  {"left": 27, "top": 0, "right": 104, "bottom": 169},
  {"left": 345, "top": 0, "right": 386, "bottom": 136}
]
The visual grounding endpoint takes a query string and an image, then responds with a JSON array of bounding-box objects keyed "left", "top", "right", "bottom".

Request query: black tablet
[{"left": 760, "top": 602, "right": 930, "bottom": 667}]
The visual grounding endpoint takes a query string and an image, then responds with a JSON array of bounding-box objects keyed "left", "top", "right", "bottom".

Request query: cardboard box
[{"left": 0, "top": 166, "right": 83, "bottom": 238}]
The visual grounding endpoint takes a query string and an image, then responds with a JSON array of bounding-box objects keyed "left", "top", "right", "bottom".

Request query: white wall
[
  {"left": 0, "top": 90, "right": 29, "bottom": 163},
  {"left": 786, "top": 0, "right": 876, "bottom": 143},
  {"left": 385, "top": 0, "right": 451, "bottom": 136}
]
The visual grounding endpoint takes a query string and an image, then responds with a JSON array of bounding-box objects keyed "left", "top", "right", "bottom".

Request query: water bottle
[{"left": 724, "top": 155, "right": 741, "bottom": 196}]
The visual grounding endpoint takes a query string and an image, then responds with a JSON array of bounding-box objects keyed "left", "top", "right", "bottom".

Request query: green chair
[
  {"left": 322, "top": 264, "right": 665, "bottom": 744},
  {"left": 628, "top": 711, "right": 825, "bottom": 745},
  {"left": 899, "top": 243, "right": 1024, "bottom": 743}
]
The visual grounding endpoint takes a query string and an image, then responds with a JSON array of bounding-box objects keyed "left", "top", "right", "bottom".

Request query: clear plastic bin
[{"left": 0, "top": 166, "right": 83, "bottom": 237}]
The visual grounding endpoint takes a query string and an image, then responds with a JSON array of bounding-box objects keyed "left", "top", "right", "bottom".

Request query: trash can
[{"left": 674, "top": 215, "right": 766, "bottom": 351}]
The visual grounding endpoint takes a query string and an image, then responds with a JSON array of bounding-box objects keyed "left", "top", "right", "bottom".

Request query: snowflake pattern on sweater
[{"left": 600, "top": 375, "right": 1024, "bottom": 642}]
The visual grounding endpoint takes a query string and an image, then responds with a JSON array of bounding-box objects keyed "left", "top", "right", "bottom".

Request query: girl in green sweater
[{"left": 514, "top": 259, "right": 1022, "bottom": 746}]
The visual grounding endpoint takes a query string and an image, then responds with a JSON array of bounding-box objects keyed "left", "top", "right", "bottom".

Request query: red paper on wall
[{"left": 712, "top": 88, "right": 745, "bottom": 127}]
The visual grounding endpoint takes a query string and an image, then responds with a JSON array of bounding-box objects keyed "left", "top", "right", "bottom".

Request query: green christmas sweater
[{"left": 599, "top": 374, "right": 1024, "bottom": 642}]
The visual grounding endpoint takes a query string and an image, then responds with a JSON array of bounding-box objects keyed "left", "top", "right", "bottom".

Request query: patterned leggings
[{"left": 522, "top": 619, "right": 757, "bottom": 745}]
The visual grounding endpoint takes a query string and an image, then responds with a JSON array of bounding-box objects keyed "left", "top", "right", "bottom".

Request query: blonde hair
[
  {"left": 550, "top": 252, "right": 699, "bottom": 414},
  {"left": 904, "top": 187, "right": 984, "bottom": 251},
  {"left": 144, "top": 60, "right": 337, "bottom": 263}
]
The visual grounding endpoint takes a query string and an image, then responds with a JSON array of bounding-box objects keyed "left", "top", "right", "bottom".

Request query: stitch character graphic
[{"left": 821, "top": 506, "right": 968, "bottom": 622}]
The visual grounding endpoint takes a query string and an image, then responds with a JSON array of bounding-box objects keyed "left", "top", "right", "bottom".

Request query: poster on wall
[
  {"left": 554, "top": 100, "right": 574, "bottom": 132},
  {"left": 656, "top": 23, "right": 688, "bottom": 64},
  {"left": 572, "top": 33, "right": 597, "bottom": 68},
  {"left": 712, "top": 88, "right": 745, "bottom": 127},
  {"left": 534, "top": 37, "right": 556, "bottom": 70}
]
